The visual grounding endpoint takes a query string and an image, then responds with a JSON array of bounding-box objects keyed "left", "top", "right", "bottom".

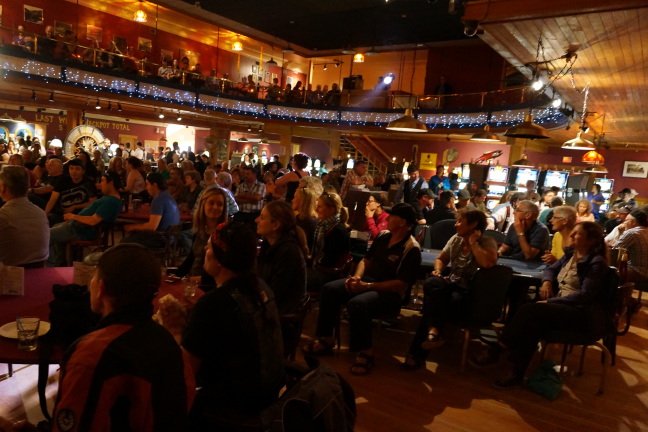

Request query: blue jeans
[
  {"left": 48, "top": 222, "right": 79, "bottom": 267},
  {"left": 315, "top": 278, "right": 401, "bottom": 352}
]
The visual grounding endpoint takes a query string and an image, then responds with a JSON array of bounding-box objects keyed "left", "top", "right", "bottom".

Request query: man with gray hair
[
  {"left": 0, "top": 166, "right": 49, "bottom": 266},
  {"left": 191, "top": 169, "right": 238, "bottom": 217},
  {"left": 498, "top": 199, "right": 549, "bottom": 261}
]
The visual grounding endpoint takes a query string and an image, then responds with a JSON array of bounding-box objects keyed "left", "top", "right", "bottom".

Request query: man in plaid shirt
[{"left": 234, "top": 165, "right": 266, "bottom": 226}]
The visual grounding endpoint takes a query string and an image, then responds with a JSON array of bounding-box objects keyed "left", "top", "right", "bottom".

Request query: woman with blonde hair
[
  {"left": 171, "top": 186, "right": 228, "bottom": 283},
  {"left": 293, "top": 176, "right": 323, "bottom": 251},
  {"left": 107, "top": 156, "right": 127, "bottom": 186},
  {"left": 542, "top": 205, "right": 577, "bottom": 265},
  {"left": 575, "top": 198, "right": 595, "bottom": 222}
]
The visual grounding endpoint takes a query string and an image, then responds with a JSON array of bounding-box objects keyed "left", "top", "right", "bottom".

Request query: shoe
[
  {"left": 301, "top": 338, "right": 335, "bottom": 357},
  {"left": 468, "top": 348, "right": 500, "bottom": 369},
  {"left": 400, "top": 355, "right": 426, "bottom": 372},
  {"left": 350, "top": 352, "right": 375, "bottom": 376},
  {"left": 421, "top": 330, "right": 445, "bottom": 351},
  {"left": 493, "top": 371, "right": 525, "bottom": 389}
]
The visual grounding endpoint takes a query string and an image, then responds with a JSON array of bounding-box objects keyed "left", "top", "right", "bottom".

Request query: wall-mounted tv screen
[
  {"left": 544, "top": 170, "right": 569, "bottom": 189},
  {"left": 486, "top": 166, "right": 509, "bottom": 183}
]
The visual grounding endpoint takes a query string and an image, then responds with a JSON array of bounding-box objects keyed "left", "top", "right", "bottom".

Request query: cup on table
[
  {"left": 183, "top": 278, "right": 197, "bottom": 298},
  {"left": 133, "top": 198, "right": 142, "bottom": 211},
  {"left": 16, "top": 317, "right": 40, "bottom": 351}
]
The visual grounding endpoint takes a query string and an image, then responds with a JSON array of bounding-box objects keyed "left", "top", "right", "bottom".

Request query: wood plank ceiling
[{"left": 464, "top": 1, "right": 648, "bottom": 148}]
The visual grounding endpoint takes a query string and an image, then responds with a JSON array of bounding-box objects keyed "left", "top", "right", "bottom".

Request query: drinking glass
[{"left": 17, "top": 317, "right": 40, "bottom": 351}]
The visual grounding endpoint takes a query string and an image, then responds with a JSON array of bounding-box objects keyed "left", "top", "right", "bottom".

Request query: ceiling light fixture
[
  {"left": 107, "top": 102, "right": 112, "bottom": 111},
  {"left": 14, "top": 115, "right": 26, "bottom": 123},
  {"left": 504, "top": 112, "right": 549, "bottom": 140},
  {"left": 95, "top": 99, "right": 101, "bottom": 109},
  {"left": 511, "top": 155, "right": 535, "bottom": 168},
  {"left": 238, "top": 136, "right": 248, "bottom": 142},
  {"left": 552, "top": 98, "right": 561, "bottom": 108},
  {"left": 353, "top": 53, "right": 365, "bottom": 63},
  {"left": 366, "top": 48, "right": 379, "bottom": 56},
  {"left": 49, "top": 92, "right": 55, "bottom": 102},
  {"left": 0, "top": 113, "right": 13, "bottom": 121},
  {"left": 470, "top": 124, "right": 500, "bottom": 142},
  {"left": 323, "top": 64, "right": 327, "bottom": 70},
  {"left": 158, "top": 111, "right": 165, "bottom": 119},
  {"left": 177, "top": 114, "right": 182, "bottom": 121},
  {"left": 117, "top": 103, "right": 123, "bottom": 112},
  {"left": 341, "top": 48, "right": 356, "bottom": 55},
  {"left": 531, "top": 79, "right": 543, "bottom": 91},
  {"left": 386, "top": 108, "right": 427, "bottom": 133},
  {"left": 133, "top": 0, "right": 147, "bottom": 22},
  {"left": 562, "top": 84, "right": 595, "bottom": 150},
  {"left": 31, "top": 90, "right": 36, "bottom": 100},
  {"left": 49, "top": 139, "right": 63, "bottom": 148},
  {"left": 232, "top": 35, "right": 243, "bottom": 52}
]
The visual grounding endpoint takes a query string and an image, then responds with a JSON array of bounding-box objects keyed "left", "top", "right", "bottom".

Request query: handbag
[{"left": 527, "top": 361, "right": 563, "bottom": 400}]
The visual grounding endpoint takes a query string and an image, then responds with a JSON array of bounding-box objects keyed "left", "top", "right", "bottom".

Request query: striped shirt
[{"left": 235, "top": 180, "right": 266, "bottom": 213}]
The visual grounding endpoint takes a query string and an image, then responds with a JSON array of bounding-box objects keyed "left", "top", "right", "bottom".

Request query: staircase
[{"left": 339, "top": 134, "right": 391, "bottom": 176}]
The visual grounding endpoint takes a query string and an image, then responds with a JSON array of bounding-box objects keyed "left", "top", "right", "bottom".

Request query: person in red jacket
[{"left": 365, "top": 193, "right": 388, "bottom": 239}]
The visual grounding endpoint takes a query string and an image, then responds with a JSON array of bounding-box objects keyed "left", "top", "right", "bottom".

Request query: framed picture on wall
[
  {"left": 138, "top": 37, "right": 152, "bottom": 52},
  {"left": 54, "top": 21, "right": 72, "bottom": 37},
  {"left": 622, "top": 161, "right": 648, "bottom": 178},
  {"left": 160, "top": 49, "right": 174, "bottom": 62},
  {"left": 265, "top": 71, "right": 271, "bottom": 82},
  {"left": 179, "top": 49, "right": 199, "bottom": 67},
  {"left": 86, "top": 25, "right": 102, "bottom": 42},
  {"left": 24, "top": 5, "right": 43, "bottom": 24},
  {"left": 113, "top": 36, "right": 127, "bottom": 52},
  {"left": 286, "top": 76, "right": 293, "bottom": 86},
  {"left": 257, "top": 75, "right": 263, "bottom": 83},
  {"left": 252, "top": 145, "right": 259, "bottom": 154},
  {"left": 252, "top": 65, "right": 258, "bottom": 74}
]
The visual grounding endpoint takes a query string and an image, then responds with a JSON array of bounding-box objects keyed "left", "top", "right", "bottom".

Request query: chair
[
  {"left": 540, "top": 267, "right": 622, "bottom": 395},
  {"left": 66, "top": 222, "right": 115, "bottom": 266},
  {"left": 430, "top": 219, "right": 457, "bottom": 249},
  {"left": 279, "top": 294, "right": 311, "bottom": 361},
  {"left": 413, "top": 224, "right": 432, "bottom": 249},
  {"left": 150, "top": 224, "right": 183, "bottom": 267},
  {"left": 458, "top": 265, "right": 513, "bottom": 373},
  {"left": 482, "top": 229, "right": 507, "bottom": 245}
]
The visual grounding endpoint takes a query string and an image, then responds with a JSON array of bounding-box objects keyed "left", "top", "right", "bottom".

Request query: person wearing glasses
[
  {"left": 498, "top": 200, "right": 550, "bottom": 261},
  {"left": 541, "top": 206, "right": 577, "bottom": 265}
]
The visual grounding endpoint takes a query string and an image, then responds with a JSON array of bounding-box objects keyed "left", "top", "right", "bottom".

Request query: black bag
[{"left": 38, "top": 284, "right": 100, "bottom": 420}]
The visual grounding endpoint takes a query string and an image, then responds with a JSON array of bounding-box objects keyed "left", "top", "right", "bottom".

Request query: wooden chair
[
  {"left": 280, "top": 294, "right": 311, "bottom": 361},
  {"left": 66, "top": 222, "right": 115, "bottom": 266}
]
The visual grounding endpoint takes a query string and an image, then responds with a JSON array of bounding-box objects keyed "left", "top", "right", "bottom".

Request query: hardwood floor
[{"left": 1, "top": 299, "right": 647, "bottom": 431}]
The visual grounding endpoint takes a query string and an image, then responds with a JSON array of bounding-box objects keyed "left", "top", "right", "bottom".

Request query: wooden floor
[{"left": 2, "top": 298, "right": 647, "bottom": 431}]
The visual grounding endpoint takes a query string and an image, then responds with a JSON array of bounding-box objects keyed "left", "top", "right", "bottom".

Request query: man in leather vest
[{"left": 395, "top": 164, "right": 428, "bottom": 205}]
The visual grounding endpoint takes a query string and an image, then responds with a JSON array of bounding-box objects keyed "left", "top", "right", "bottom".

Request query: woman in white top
[{"left": 120, "top": 156, "right": 146, "bottom": 196}]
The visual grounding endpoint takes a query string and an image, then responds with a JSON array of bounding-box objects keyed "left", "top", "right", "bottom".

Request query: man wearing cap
[
  {"left": 51, "top": 244, "right": 194, "bottom": 432},
  {"left": 428, "top": 190, "right": 457, "bottom": 225},
  {"left": 340, "top": 160, "right": 373, "bottom": 202},
  {"left": 604, "top": 204, "right": 630, "bottom": 236},
  {"left": 612, "top": 188, "right": 638, "bottom": 209},
  {"left": 304, "top": 203, "right": 422, "bottom": 376},
  {"left": 394, "top": 164, "right": 428, "bottom": 205},
  {"left": 456, "top": 189, "right": 472, "bottom": 210},
  {"left": 48, "top": 172, "right": 123, "bottom": 267},
  {"left": 605, "top": 206, "right": 636, "bottom": 246},
  {"left": 412, "top": 188, "right": 435, "bottom": 224}
]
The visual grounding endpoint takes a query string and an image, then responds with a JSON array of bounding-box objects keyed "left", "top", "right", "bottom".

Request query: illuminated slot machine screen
[
  {"left": 544, "top": 170, "right": 569, "bottom": 190},
  {"left": 486, "top": 166, "right": 509, "bottom": 183},
  {"left": 461, "top": 163, "right": 471, "bottom": 180},
  {"left": 595, "top": 178, "right": 614, "bottom": 193},
  {"left": 487, "top": 184, "right": 507, "bottom": 197},
  {"left": 515, "top": 168, "right": 539, "bottom": 188}
]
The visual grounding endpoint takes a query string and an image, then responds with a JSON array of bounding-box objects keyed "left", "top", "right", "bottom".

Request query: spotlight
[
  {"left": 335, "top": 62, "right": 339, "bottom": 68},
  {"left": 323, "top": 64, "right": 327, "bottom": 70},
  {"left": 258, "top": 126, "right": 263, "bottom": 133},
  {"left": 177, "top": 115, "right": 182, "bottom": 121},
  {"left": 95, "top": 99, "right": 101, "bottom": 109},
  {"left": 31, "top": 90, "right": 36, "bottom": 100},
  {"left": 531, "top": 79, "right": 543, "bottom": 91},
  {"left": 159, "top": 111, "right": 165, "bottom": 119},
  {"left": 580, "top": 124, "right": 590, "bottom": 133},
  {"left": 552, "top": 98, "right": 561, "bottom": 108},
  {"left": 247, "top": 126, "right": 252, "bottom": 132},
  {"left": 383, "top": 74, "right": 394, "bottom": 85},
  {"left": 49, "top": 92, "right": 54, "bottom": 102},
  {"left": 117, "top": 103, "right": 123, "bottom": 112}
]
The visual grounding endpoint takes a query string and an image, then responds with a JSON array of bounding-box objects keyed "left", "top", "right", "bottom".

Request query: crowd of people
[
  {"left": 1, "top": 141, "right": 647, "bottom": 429},
  {"left": 8, "top": 24, "right": 343, "bottom": 107}
]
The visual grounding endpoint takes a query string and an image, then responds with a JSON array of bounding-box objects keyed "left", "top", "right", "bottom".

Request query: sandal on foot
[
  {"left": 400, "top": 355, "right": 426, "bottom": 372},
  {"left": 421, "top": 330, "right": 445, "bottom": 351},
  {"left": 301, "top": 338, "right": 335, "bottom": 357},
  {"left": 350, "top": 352, "right": 375, "bottom": 376}
]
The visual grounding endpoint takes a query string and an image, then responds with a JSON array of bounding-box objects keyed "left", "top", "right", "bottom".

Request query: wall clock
[{"left": 64, "top": 125, "right": 105, "bottom": 157}]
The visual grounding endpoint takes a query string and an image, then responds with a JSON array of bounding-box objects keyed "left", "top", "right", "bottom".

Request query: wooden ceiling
[{"left": 464, "top": 0, "right": 648, "bottom": 149}]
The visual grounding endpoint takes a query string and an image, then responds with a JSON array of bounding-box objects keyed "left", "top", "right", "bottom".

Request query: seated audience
[
  {"left": 304, "top": 203, "right": 421, "bottom": 376},
  {"left": 468, "top": 189, "right": 488, "bottom": 213},
  {"left": 339, "top": 160, "right": 373, "bottom": 202},
  {"left": 119, "top": 156, "right": 146, "bottom": 197},
  {"left": 402, "top": 209, "right": 497, "bottom": 370},
  {"left": 365, "top": 193, "right": 388, "bottom": 239},
  {"left": 538, "top": 196, "right": 563, "bottom": 225},
  {"left": 292, "top": 176, "right": 322, "bottom": 252},
  {"left": 614, "top": 209, "right": 648, "bottom": 282},
  {"left": 538, "top": 189, "right": 556, "bottom": 212},
  {"left": 178, "top": 170, "right": 203, "bottom": 211},
  {"left": 575, "top": 198, "right": 595, "bottom": 223},
  {"left": 472, "top": 222, "right": 609, "bottom": 389},
  {"left": 428, "top": 190, "right": 456, "bottom": 225},
  {"left": 233, "top": 165, "right": 265, "bottom": 225},
  {"left": 52, "top": 243, "right": 195, "bottom": 431},
  {"left": 0, "top": 166, "right": 49, "bottom": 266},
  {"left": 29, "top": 157, "right": 65, "bottom": 209},
  {"left": 498, "top": 200, "right": 550, "bottom": 261},
  {"left": 604, "top": 204, "right": 630, "bottom": 236},
  {"left": 256, "top": 201, "right": 309, "bottom": 314},
  {"left": 48, "top": 172, "right": 123, "bottom": 267},
  {"left": 456, "top": 189, "right": 471, "bottom": 210},
  {"left": 541, "top": 205, "right": 577, "bottom": 265},
  {"left": 160, "top": 222, "right": 285, "bottom": 429},
  {"left": 122, "top": 172, "right": 180, "bottom": 247},
  {"left": 412, "top": 189, "right": 435, "bottom": 225},
  {"left": 488, "top": 192, "right": 525, "bottom": 232},
  {"left": 44, "top": 158, "right": 97, "bottom": 225}
]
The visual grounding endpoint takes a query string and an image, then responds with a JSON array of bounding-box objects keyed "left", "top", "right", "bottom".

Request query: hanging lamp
[
  {"left": 0, "top": 113, "right": 13, "bottom": 121},
  {"left": 133, "top": 0, "right": 147, "bottom": 22},
  {"left": 386, "top": 109, "right": 427, "bottom": 133},
  {"left": 504, "top": 113, "right": 549, "bottom": 140},
  {"left": 581, "top": 150, "right": 607, "bottom": 173},
  {"left": 470, "top": 124, "right": 500, "bottom": 142},
  {"left": 562, "top": 84, "right": 595, "bottom": 150}
]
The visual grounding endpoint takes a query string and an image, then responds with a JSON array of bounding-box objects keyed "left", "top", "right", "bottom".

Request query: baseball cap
[
  {"left": 385, "top": 203, "right": 417, "bottom": 226},
  {"left": 457, "top": 189, "right": 471, "bottom": 200},
  {"left": 416, "top": 188, "right": 436, "bottom": 199}
]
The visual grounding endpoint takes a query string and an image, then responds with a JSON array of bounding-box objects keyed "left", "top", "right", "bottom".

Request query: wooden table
[{"left": 117, "top": 203, "right": 192, "bottom": 224}]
